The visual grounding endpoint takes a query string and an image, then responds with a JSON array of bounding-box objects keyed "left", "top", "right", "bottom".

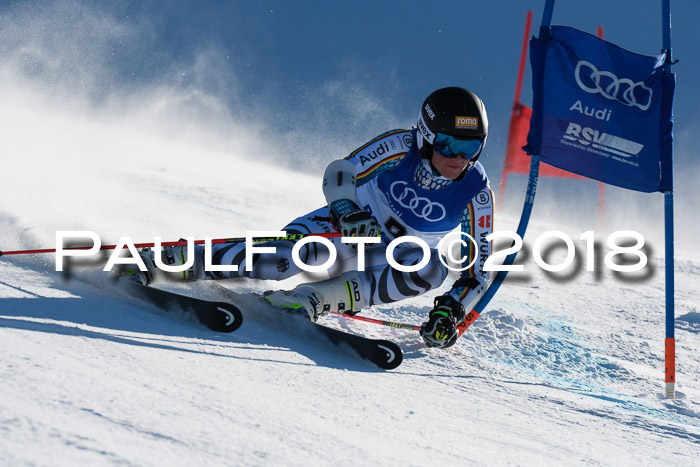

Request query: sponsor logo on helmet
[
  {"left": 417, "top": 116, "right": 433, "bottom": 142},
  {"left": 424, "top": 103, "right": 436, "bottom": 120},
  {"left": 455, "top": 116, "right": 478, "bottom": 129}
]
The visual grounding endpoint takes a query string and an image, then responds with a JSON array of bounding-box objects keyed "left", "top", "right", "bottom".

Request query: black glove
[
  {"left": 420, "top": 295, "right": 465, "bottom": 349},
  {"left": 328, "top": 199, "right": 379, "bottom": 238}
]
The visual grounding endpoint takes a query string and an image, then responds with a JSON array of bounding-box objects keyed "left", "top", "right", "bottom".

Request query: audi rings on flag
[{"left": 575, "top": 60, "right": 653, "bottom": 111}]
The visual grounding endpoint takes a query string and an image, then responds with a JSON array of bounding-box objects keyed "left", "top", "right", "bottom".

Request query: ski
[
  {"left": 124, "top": 280, "right": 401, "bottom": 369},
  {"left": 210, "top": 284, "right": 404, "bottom": 370},
  {"left": 126, "top": 282, "right": 243, "bottom": 333},
  {"left": 310, "top": 321, "right": 403, "bottom": 370}
]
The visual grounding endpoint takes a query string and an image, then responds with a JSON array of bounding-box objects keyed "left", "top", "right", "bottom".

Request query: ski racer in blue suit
[{"left": 140, "top": 87, "right": 495, "bottom": 348}]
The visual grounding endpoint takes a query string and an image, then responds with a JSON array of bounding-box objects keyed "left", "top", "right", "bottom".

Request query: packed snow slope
[
  {"left": 2, "top": 1, "right": 700, "bottom": 463},
  {"left": 1, "top": 95, "right": 699, "bottom": 466}
]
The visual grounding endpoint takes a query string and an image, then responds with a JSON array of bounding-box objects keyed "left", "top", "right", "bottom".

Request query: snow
[
  {"left": 2, "top": 264, "right": 699, "bottom": 465},
  {"left": 1, "top": 18, "right": 700, "bottom": 467}
]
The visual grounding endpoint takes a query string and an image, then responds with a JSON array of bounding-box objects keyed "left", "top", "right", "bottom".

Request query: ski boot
[
  {"left": 120, "top": 246, "right": 197, "bottom": 285},
  {"left": 264, "top": 272, "right": 366, "bottom": 322}
]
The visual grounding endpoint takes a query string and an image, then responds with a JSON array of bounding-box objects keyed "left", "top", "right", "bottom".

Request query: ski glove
[
  {"left": 420, "top": 295, "right": 466, "bottom": 349},
  {"left": 328, "top": 199, "right": 379, "bottom": 239}
]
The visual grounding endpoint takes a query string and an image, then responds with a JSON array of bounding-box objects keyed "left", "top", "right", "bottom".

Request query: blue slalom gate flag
[{"left": 526, "top": 26, "right": 675, "bottom": 192}]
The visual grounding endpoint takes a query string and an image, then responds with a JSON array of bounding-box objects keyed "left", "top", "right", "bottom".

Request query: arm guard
[{"left": 323, "top": 159, "right": 357, "bottom": 205}]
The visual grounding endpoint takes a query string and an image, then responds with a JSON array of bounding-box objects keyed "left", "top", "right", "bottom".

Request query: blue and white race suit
[{"left": 194, "top": 128, "right": 494, "bottom": 311}]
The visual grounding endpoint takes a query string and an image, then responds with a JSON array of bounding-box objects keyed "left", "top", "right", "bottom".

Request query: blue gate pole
[
  {"left": 539, "top": 0, "right": 556, "bottom": 40},
  {"left": 662, "top": 0, "right": 676, "bottom": 400},
  {"left": 472, "top": 154, "right": 540, "bottom": 317},
  {"left": 458, "top": 2, "right": 554, "bottom": 334}
]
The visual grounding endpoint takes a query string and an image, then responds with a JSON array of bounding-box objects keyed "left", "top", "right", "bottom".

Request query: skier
[{"left": 136, "top": 86, "right": 494, "bottom": 349}]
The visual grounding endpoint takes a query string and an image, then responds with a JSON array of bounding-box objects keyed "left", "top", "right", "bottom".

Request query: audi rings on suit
[{"left": 389, "top": 181, "right": 447, "bottom": 222}]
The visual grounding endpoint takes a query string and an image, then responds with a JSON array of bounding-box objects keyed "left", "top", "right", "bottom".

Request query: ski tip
[
  {"left": 207, "top": 302, "right": 244, "bottom": 333},
  {"left": 375, "top": 340, "right": 403, "bottom": 370}
]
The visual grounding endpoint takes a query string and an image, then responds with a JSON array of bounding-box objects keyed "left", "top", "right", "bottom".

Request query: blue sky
[
  {"left": 125, "top": 2, "right": 697, "bottom": 175},
  {"left": 1, "top": 0, "right": 697, "bottom": 202}
]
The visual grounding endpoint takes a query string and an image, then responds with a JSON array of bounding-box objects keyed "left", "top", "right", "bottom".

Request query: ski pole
[
  {"left": 330, "top": 311, "right": 421, "bottom": 331},
  {"left": 456, "top": 308, "right": 480, "bottom": 337},
  {"left": 332, "top": 308, "right": 482, "bottom": 335},
  {"left": 0, "top": 232, "right": 342, "bottom": 257}
]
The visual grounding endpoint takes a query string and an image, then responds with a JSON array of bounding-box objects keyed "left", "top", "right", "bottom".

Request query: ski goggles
[{"left": 432, "top": 133, "right": 483, "bottom": 159}]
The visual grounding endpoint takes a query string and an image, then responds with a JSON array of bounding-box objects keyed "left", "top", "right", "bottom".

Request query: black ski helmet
[{"left": 417, "top": 86, "right": 488, "bottom": 162}]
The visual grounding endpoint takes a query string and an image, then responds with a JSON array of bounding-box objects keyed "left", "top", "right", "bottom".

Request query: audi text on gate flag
[{"left": 525, "top": 26, "right": 675, "bottom": 193}]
